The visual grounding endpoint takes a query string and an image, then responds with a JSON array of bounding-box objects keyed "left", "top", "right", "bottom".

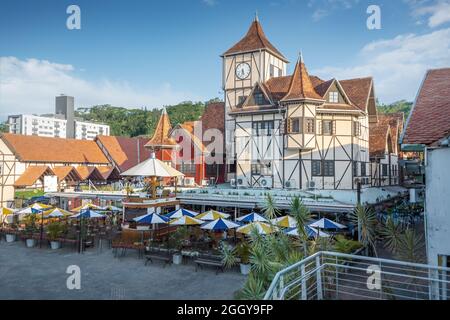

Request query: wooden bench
[
  {"left": 145, "top": 253, "right": 172, "bottom": 267},
  {"left": 194, "top": 258, "right": 225, "bottom": 275}
]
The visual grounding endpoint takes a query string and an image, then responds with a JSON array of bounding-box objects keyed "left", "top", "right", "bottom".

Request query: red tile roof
[
  {"left": 1, "top": 133, "right": 109, "bottom": 164},
  {"left": 223, "top": 19, "right": 287, "bottom": 62},
  {"left": 75, "top": 166, "right": 105, "bottom": 181},
  {"left": 369, "top": 113, "right": 404, "bottom": 157},
  {"left": 340, "top": 78, "right": 373, "bottom": 112},
  {"left": 52, "top": 166, "right": 82, "bottom": 182},
  {"left": 96, "top": 135, "right": 151, "bottom": 172},
  {"left": 402, "top": 68, "right": 450, "bottom": 146},
  {"left": 145, "top": 108, "right": 177, "bottom": 149},
  {"left": 98, "top": 166, "right": 121, "bottom": 180},
  {"left": 14, "top": 166, "right": 55, "bottom": 187},
  {"left": 201, "top": 102, "right": 225, "bottom": 134},
  {"left": 281, "top": 58, "right": 323, "bottom": 102}
]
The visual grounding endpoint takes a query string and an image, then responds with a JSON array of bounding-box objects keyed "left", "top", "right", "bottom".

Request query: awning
[{"left": 14, "top": 166, "right": 55, "bottom": 187}]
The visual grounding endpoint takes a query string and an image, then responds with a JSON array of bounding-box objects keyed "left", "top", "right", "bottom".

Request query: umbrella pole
[{"left": 151, "top": 177, "right": 157, "bottom": 200}]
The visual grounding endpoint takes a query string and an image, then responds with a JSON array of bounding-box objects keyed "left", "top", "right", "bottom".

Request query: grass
[{"left": 15, "top": 189, "right": 45, "bottom": 200}]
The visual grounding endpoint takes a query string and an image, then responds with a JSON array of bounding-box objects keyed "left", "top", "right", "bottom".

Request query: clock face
[{"left": 236, "top": 63, "right": 251, "bottom": 80}]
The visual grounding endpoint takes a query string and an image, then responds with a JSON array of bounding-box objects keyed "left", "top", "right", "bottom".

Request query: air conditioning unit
[
  {"left": 201, "top": 179, "right": 209, "bottom": 186},
  {"left": 307, "top": 180, "right": 316, "bottom": 190},
  {"left": 260, "top": 177, "right": 272, "bottom": 188},
  {"left": 230, "top": 179, "right": 236, "bottom": 187},
  {"left": 284, "top": 179, "right": 296, "bottom": 189},
  {"left": 237, "top": 177, "right": 247, "bottom": 187},
  {"left": 183, "top": 177, "right": 195, "bottom": 187}
]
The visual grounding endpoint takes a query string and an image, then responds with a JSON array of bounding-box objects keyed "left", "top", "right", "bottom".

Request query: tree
[
  {"left": 349, "top": 204, "right": 378, "bottom": 256},
  {"left": 262, "top": 193, "right": 280, "bottom": 220},
  {"left": 0, "top": 122, "right": 8, "bottom": 133}
]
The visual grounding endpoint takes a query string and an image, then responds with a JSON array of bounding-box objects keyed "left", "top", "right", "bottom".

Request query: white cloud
[
  {"left": 308, "top": 0, "right": 360, "bottom": 21},
  {"left": 202, "top": 0, "right": 217, "bottom": 6},
  {"left": 0, "top": 57, "right": 199, "bottom": 119},
  {"left": 408, "top": 0, "right": 450, "bottom": 28},
  {"left": 312, "top": 28, "right": 450, "bottom": 103}
]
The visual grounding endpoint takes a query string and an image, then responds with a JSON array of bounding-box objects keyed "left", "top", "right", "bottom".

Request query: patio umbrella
[
  {"left": 285, "top": 226, "right": 330, "bottom": 238},
  {"left": 236, "top": 221, "right": 277, "bottom": 235},
  {"left": 271, "top": 215, "right": 297, "bottom": 228},
  {"left": 44, "top": 208, "right": 72, "bottom": 218},
  {"left": 134, "top": 212, "right": 169, "bottom": 224},
  {"left": 120, "top": 153, "right": 184, "bottom": 199},
  {"left": 200, "top": 218, "right": 241, "bottom": 231},
  {"left": 17, "top": 203, "right": 52, "bottom": 214},
  {"left": 196, "top": 210, "right": 230, "bottom": 221},
  {"left": 237, "top": 212, "right": 268, "bottom": 223},
  {"left": 100, "top": 205, "right": 122, "bottom": 212},
  {"left": 165, "top": 208, "right": 198, "bottom": 219},
  {"left": 70, "top": 209, "right": 105, "bottom": 219},
  {"left": 71, "top": 203, "right": 103, "bottom": 213},
  {"left": 309, "top": 218, "right": 346, "bottom": 230},
  {"left": 169, "top": 216, "right": 203, "bottom": 226}
]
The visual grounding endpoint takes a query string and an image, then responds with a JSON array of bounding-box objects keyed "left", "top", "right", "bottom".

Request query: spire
[
  {"left": 223, "top": 16, "right": 287, "bottom": 62},
  {"left": 281, "top": 54, "right": 323, "bottom": 102},
  {"left": 145, "top": 108, "right": 177, "bottom": 149}
]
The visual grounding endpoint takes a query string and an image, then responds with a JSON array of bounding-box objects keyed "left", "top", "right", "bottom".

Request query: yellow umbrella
[
  {"left": 271, "top": 215, "right": 297, "bottom": 228},
  {"left": 196, "top": 210, "right": 230, "bottom": 221},
  {"left": 44, "top": 208, "right": 72, "bottom": 218},
  {"left": 71, "top": 203, "right": 102, "bottom": 213},
  {"left": 169, "top": 216, "right": 203, "bottom": 226},
  {"left": 17, "top": 203, "right": 52, "bottom": 214},
  {"left": 236, "top": 222, "right": 277, "bottom": 235},
  {"left": 1, "top": 207, "right": 15, "bottom": 215}
]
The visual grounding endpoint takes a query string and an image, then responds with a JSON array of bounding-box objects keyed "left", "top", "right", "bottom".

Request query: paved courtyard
[{"left": 0, "top": 241, "right": 246, "bottom": 300}]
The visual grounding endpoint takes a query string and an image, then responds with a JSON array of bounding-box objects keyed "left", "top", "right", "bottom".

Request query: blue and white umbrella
[
  {"left": 285, "top": 226, "right": 330, "bottom": 238},
  {"left": 200, "top": 218, "right": 241, "bottom": 231},
  {"left": 309, "top": 218, "right": 346, "bottom": 230},
  {"left": 236, "top": 212, "right": 268, "bottom": 223},
  {"left": 134, "top": 212, "right": 169, "bottom": 224},
  {"left": 70, "top": 209, "right": 105, "bottom": 219},
  {"left": 165, "top": 208, "right": 198, "bottom": 219}
]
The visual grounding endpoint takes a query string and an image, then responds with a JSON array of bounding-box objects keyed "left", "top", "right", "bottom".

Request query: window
[
  {"left": 251, "top": 161, "right": 272, "bottom": 176},
  {"left": 322, "top": 120, "right": 334, "bottom": 135},
  {"left": 323, "top": 160, "right": 335, "bottom": 176},
  {"left": 180, "top": 161, "right": 196, "bottom": 174},
  {"left": 312, "top": 160, "right": 322, "bottom": 176},
  {"left": 312, "top": 160, "right": 334, "bottom": 176},
  {"left": 304, "top": 118, "right": 315, "bottom": 134},
  {"left": 252, "top": 121, "right": 274, "bottom": 136},
  {"left": 206, "top": 163, "right": 222, "bottom": 176},
  {"left": 353, "top": 161, "right": 359, "bottom": 177},
  {"left": 270, "top": 64, "right": 275, "bottom": 77},
  {"left": 353, "top": 121, "right": 361, "bottom": 136},
  {"left": 382, "top": 164, "right": 388, "bottom": 176},
  {"left": 288, "top": 118, "right": 301, "bottom": 133},
  {"left": 238, "top": 95, "right": 247, "bottom": 106},
  {"left": 361, "top": 162, "right": 366, "bottom": 176},
  {"left": 329, "top": 91, "right": 339, "bottom": 103},
  {"left": 254, "top": 93, "right": 265, "bottom": 105}
]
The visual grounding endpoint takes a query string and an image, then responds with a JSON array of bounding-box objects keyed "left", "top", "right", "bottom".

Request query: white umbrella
[
  {"left": 285, "top": 226, "right": 330, "bottom": 238},
  {"left": 196, "top": 210, "right": 230, "bottom": 221},
  {"left": 237, "top": 212, "right": 268, "bottom": 223},
  {"left": 45, "top": 208, "right": 72, "bottom": 218},
  {"left": 70, "top": 209, "right": 105, "bottom": 219},
  {"left": 169, "top": 216, "right": 203, "bottom": 226},
  {"left": 200, "top": 218, "right": 241, "bottom": 231},
  {"left": 120, "top": 153, "right": 184, "bottom": 178},
  {"left": 309, "top": 218, "right": 346, "bottom": 230}
]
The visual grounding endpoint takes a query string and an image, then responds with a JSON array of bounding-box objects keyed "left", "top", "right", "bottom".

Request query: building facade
[
  {"left": 7, "top": 95, "right": 110, "bottom": 140},
  {"left": 222, "top": 17, "right": 396, "bottom": 190},
  {"left": 401, "top": 67, "right": 450, "bottom": 269}
]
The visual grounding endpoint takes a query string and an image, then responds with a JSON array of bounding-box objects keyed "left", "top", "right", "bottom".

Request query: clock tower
[{"left": 221, "top": 15, "right": 288, "bottom": 180}]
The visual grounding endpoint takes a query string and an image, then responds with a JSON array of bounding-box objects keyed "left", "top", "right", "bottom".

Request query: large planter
[
  {"left": 173, "top": 253, "right": 182, "bottom": 265},
  {"left": 50, "top": 241, "right": 61, "bottom": 250},
  {"left": 26, "top": 238, "right": 37, "bottom": 248},
  {"left": 5, "top": 234, "right": 16, "bottom": 243},
  {"left": 240, "top": 263, "right": 251, "bottom": 275}
]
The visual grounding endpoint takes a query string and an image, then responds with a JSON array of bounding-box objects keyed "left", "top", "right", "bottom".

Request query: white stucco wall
[{"left": 425, "top": 147, "right": 450, "bottom": 266}]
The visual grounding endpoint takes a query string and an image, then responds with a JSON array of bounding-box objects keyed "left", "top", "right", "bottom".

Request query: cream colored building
[{"left": 222, "top": 17, "right": 398, "bottom": 190}]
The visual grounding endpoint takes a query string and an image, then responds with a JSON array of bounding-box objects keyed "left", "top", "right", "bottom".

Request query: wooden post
[{"left": 151, "top": 176, "right": 157, "bottom": 200}]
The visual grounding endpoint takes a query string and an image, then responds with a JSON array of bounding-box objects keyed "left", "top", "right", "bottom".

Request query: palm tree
[
  {"left": 396, "top": 228, "right": 425, "bottom": 263},
  {"left": 290, "top": 196, "right": 311, "bottom": 255},
  {"left": 236, "top": 273, "right": 267, "bottom": 300},
  {"left": 262, "top": 193, "right": 280, "bottom": 220},
  {"left": 349, "top": 204, "right": 378, "bottom": 256},
  {"left": 380, "top": 216, "right": 403, "bottom": 254}
]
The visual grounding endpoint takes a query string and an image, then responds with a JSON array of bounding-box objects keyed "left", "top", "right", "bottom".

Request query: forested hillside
[{"left": 377, "top": 100, "right": 413, "bottom": 118}]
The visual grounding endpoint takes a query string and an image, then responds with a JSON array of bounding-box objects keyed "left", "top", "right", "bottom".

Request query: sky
[{"left": 1, "top": 0, "right": 450, "bottom": 119}]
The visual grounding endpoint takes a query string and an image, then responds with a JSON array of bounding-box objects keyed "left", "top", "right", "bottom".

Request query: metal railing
[{"left": 264, "top": 251, "right": 450, "bottom": 300}]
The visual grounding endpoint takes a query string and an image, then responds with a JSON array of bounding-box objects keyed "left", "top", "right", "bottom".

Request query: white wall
[{"left": 425, "top": 147, "right": 450, "bottom": 266}]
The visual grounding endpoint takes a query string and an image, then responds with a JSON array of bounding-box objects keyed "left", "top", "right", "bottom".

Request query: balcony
[{"left": 264, "top": 251, "right": 450, "bottom": 300}]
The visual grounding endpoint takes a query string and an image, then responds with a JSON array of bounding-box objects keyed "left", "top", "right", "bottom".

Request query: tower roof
[
  {"left": 281, "top": 54, "right": 323, "bottom": 102},
  {"left": 145, "top": 108, "right": 177, "bottom": 149},
  {"left": 223, "top": 18, "right": 287, "bottom": 62}
]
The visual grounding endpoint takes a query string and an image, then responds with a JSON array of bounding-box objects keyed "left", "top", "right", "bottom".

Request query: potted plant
[
  {"left": 236, "top": 241, "right": 251, "bottom": 275},
  {"left": 169, "top": 226, "right": 188, "bottom": 265},
  {"left": 47, "top": 221, "right": 65, "bottom": 250},
  {"left": 23, "top": 214, "right": 38, "bottom": 248},
  {"left": 5, "top": 219, "right": 18, "bottom": 243}
]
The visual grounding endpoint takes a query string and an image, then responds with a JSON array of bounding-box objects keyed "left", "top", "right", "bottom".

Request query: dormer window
[
  {"left": 329, "top": 91, "right": 339, "bottom": 103},
  {"left": 254, "top": 92, "right": 265, "bottom": 105}
]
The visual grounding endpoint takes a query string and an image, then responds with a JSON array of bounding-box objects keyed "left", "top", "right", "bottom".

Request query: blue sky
[{"left": 1, "top": 0, "right": 450, "bottom": 118}]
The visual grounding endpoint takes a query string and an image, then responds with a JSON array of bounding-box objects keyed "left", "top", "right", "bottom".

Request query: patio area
[{"left": 0, "top": 241, "right": 245, "bottom": 300}]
